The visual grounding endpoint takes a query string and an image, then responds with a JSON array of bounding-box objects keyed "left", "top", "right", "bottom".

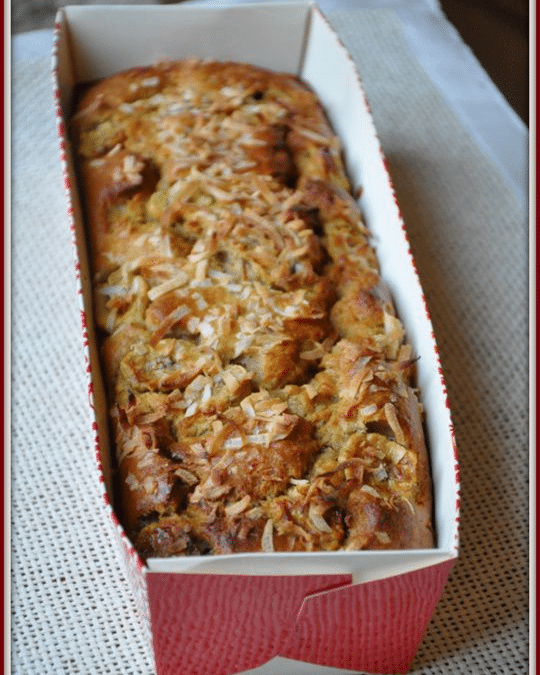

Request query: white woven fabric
[
  {"left": 327, "top": 10, "right": 529, "bottom": 674},
  {"left": 10, "top": 9, "right": 528, "bottom": 675}
]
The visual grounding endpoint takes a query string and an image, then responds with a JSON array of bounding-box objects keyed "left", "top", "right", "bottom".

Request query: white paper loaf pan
[{"left": 53, "top": 3, "right": 460, "bottom": 674}]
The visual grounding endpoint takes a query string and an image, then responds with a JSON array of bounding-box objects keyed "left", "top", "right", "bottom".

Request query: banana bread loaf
[{"left": 71, "top": 59, "right": 434, "bottom": 558}]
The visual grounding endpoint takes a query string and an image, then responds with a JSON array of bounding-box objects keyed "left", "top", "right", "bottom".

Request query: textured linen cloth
[{"left": 10, "top": 9, "right": 528, "bottom": 675}]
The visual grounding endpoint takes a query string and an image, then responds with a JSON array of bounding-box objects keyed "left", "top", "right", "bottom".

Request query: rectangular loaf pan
[{"left": 53, "top": 4, "right": 460, "bottom": 674}]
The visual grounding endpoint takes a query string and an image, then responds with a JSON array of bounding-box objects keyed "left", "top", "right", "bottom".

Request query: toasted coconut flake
[
  {"left": 72, "top": 95, "right": 103, "bottom": 119},
  {"left": 246, "top": 507, "right": 264, "bottom": 520},
  {"left": 125, "top": 473, "right": 140, "bottom": 492},
  {"left": 136, "top": 410, "right": 168, "bottom": 425},
  {"left": 185, "top": 402, "right": 199, "bottom": 418},
  {"left": 194, "top": 259, "right": 209, "bottom": 281},
  {"left": 252, "top": 396, "right": 288, "bottom": 417},
  {"left": 360, "top": 484, "right": 381, "bottom": 499},
  {"left": 246, "top": 433, "right": 270, "bottom": 446},
  {"left": 149, "top": 304, "right": 191, "bottom": 346},
  {"left": 227, "top": 283, "right": 243, "bottom": 293},
  {"left": 142, "top": 476, "right": 158, "bottom": 494},
  {"left": 233, "top": 335, "right": 254, "bottom": 358},
  {"left": 208, "top": 269, "right": 232, "bottom": 282},
  {"left": 304, "top": 382, "right": 318, "bottom": 400},
  {"left": 240, "top": 397, "right": 256, "bottom": 417},
  {"left": 383, "top": 312, "right": 405, "bottom": 358},
  {"left": 211, "top": 420, "right": 224, "bottom": 434},
  {"left": 106, "top": 143, "right": 122, "bottom": 157},
  {"left": 222, "top": 369, "right": 241, "bottom": 393},
  {"left": 238, "top": 135, "right": 267, "bottom": 147},
  {"left": 374, "top": 530, "right": 391, "bottom": 544},
  {"left": 163, "top": 303, "right": 190, "bottom": 324},
  {"left": 99, "top": 283, "right": 128, "bottom": 298},
  {"left": 225, "top": 494, "right": 252, "bottom": 516},
  {"left": 201, "top": 383, "right": 213, "bottom": 404},
  {"left": 384, "top": 402, "right": 407, "bottom": 446},
  {"left": 106, "top": 309, "right": 118, "bottom": 333},
  {"left": 223, "top": 435, "right": 244, "bottom": 450},
  {"left": 147, "top": 272, "right": 189, "bottom": 301},
  {"left": 174, "top": 468, "right": 199, "bottom": 485},
  {"left": 293, "top": 125, "right": 334, "bottom": 145},
  {"left": 205, "top": 484, "right": 233, "bottom": 500},
  {"left": 401, "top": 496, "right": 416, "bottom": 514},
  {"left": 261, "top": 519, "right": 275, "bottom": 552},
  {"left": 142, "top": 76, "right": 161, "bottom": 87},
  {"left": 342, "top": 373, "right": 364, "bottom": 400},
  {"left": 123, "top": 155, "right": 144, "bottom": 180},
  {"left": 397, "top": 344, "right": 413, "bottom": 363},
  {"left": 308, "top": 504, "right": 333, "bottom": 533},
  {"left": 360, "top": 403, "right": 378, "bottom": 417},
  {"left": 355, "top": 355, "right": 372, "bottom": 371},
  {"left": 187, "top": 316, "right": 200, "bottom": 333},
  {"left": 386, "top": 443, "right": 407, "bottom": 465},
  {"left": 300, "top": 345, "right": 325, "bottom": 360},
  {"left": 198, "top": 320, "right": 215, "bottom": 338},
  {"left": 267, "top": 416, "right": 297, "bottom": 444},
  {"left": 194, "top": 295, "right": 208, "bottom": 311}
]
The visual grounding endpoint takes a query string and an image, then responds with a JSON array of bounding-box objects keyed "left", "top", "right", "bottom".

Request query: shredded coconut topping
[{"left": 74, "top": 59, "right": 432, "bottom": 558}]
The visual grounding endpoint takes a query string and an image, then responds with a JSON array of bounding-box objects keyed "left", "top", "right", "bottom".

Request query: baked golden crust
[{"left": 72, "top": 59, "right": 433, "bottom": 557}]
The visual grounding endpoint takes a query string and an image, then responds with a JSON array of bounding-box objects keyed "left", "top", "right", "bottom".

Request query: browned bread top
[{"left": 72, "top": 60, "right": 433, "bottom": 558}]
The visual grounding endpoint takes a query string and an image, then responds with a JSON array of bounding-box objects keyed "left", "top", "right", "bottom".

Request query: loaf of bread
[{"left": 71, "top": 59, "right": 433, "bottom": 558}]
